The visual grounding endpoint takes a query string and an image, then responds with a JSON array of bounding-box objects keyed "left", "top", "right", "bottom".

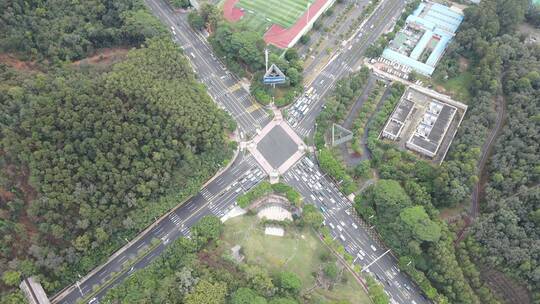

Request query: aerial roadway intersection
[{"left": 51, "top": 0, "right": 429, "bottom": 304}]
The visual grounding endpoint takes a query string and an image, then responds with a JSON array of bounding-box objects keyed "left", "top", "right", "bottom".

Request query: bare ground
[
  {"left": 480, "top": 267, "right": 532, "bottom": 304},
  {"left": 72, "top": 47, "right": 130, "bottom": 67},
  {"left": 0, "top": 53, "right": 40, "bottom": 72}
]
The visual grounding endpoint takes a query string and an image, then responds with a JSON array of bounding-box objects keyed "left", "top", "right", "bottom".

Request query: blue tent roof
[
  {"left": 382, "top": 49, "right": 435, "bottom": 76},
  {"left": 410, "top": 30, "right": 433, "bottom": 60}
]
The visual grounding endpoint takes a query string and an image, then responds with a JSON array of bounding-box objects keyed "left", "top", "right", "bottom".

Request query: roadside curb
[
  {"left": 51, "top": 142, "right": 241, "bottom": 303},
  {"left": 316, "top": 233, "right": 374, "bottom": 304},
  {"left": 305, "top": 0, "right": 388, "bottom": 88}
]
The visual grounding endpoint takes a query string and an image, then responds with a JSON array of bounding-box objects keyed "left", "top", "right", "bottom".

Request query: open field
[
  {"left": 434, "top": 71, "right": 472, "bottom": 102},
  {"left": 221, "top": 215, "right": 371, "bottom": 304},
  {"left": 236, "top": 0, "right": 314, "bottom": 28}
]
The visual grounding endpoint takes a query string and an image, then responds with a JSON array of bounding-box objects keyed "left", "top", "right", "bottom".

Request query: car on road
[
  {"left": 370, "top": 245, "right": 377, "bottom": 252},
  {"left": 88, "top": 298, "right": 99, "bottom": 304}
]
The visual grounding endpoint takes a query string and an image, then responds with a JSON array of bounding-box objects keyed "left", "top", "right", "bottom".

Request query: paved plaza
[
  {"left": 247, "top": 109, "right": 306, "bottom": 177},
  {"left": 257, "top": 126, "right": 298, "bottom": 168}
]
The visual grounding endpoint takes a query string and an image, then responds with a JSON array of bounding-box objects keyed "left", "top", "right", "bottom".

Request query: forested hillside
[
  {"left": 0, "top": 0, "right": 164, "bottom": 61},
  {"left": 473, "top": 32, "right": 540, "bottom": 301},
  {"left": 0, "top": 37, "right": 234, "bottom": 301},
  {"left": 432, "top": 0, "right": 531, "bottom": 207},
  {"left": 432, "top": 0, "right": 539, "bottom": 300}
]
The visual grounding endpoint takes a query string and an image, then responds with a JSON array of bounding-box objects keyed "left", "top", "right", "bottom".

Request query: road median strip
[{"left": 77, "top": 238, "right": 161, "bottom": 304}]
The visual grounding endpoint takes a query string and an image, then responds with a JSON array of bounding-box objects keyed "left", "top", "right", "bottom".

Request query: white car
[{"left": 88, "top": 298, "right": 99, "bottom": 304}]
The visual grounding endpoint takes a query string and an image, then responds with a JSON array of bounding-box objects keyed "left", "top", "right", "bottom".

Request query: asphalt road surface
[
  {"left": 288, "top": 0, "right": 406, "bottom": 138},
  {"left": 52, "top": 0, "right": 430, "bottom": 303},
  {"left": 145, "top": 0, "right": 271, "bottom": 139},
  {"left": 55, "top": 152, "right": 266, "bottom": 304},
  {"left": 302, "top": 0, "right": 379, "bottom": 78},
  {"left": 283, "top": 157, "right": 428, "bottom": 304}
]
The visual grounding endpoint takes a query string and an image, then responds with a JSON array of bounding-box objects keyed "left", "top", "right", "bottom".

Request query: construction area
[
  {"left": 380, "top": 86, "right": 467, "bottom": 164},
  {"left": 376, "top": 1, "right": 464, "bottom": 78}
]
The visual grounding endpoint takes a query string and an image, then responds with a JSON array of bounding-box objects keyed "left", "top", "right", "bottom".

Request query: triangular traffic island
[{"left": 331, "top": 123, "right": 353, "bottom": 146}]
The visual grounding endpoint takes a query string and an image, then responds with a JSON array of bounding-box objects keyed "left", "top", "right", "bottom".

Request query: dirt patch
[
  {"left": 0, "top": 187, "right": 14, "bottom": 202},
  {"left": 72, "top": 47, "right": 130, "bottom": 67},
  {"left": 519, "top": 23, "right": 540, "bottom": 43},
  {"left": 0, "top": 53, "right": 40, "bottom": 72},
  {"left": 435, "top": 85, "right": 447, "bottom": 93},
  {"left": 1, "top": 159, "right": 39, "bottom": 254},
  {"left": 458, "top": 56, "right": 469, "bottom": 72},
  {"left": 480, "top": 267, "right": 532, "bottom": 304},
  {"left": 438, "top": 202, "right": 467, "bottom": 221},
  {"left": 198, "top": 247, "right": 240, "bottom": 276}
]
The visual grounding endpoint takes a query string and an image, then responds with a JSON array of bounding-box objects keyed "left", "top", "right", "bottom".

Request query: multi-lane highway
[
  {"left": 51, "top": 0, "right": 430, "bottom": 303},
  {"left": 146, "top": 0, "right": 271, "bottom": 138},
  {"left": 54, "top": 152, "right": 267, "bottom": 304},
  {"left": 283, "top": 158, "right": 428, "bottom": 304},
  {"left": 288, "top": 0, "right": 406, "bottom": 137}
]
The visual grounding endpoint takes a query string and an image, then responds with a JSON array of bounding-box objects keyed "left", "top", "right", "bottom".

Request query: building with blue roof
[{"left": 381, "top": 1, "right": 463, "bottom": 76}]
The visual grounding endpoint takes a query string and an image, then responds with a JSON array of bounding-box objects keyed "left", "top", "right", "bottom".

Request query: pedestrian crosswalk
[
  {"left": 200, "top": 188, "right": 212, "bottom": 200},
  {"left": 168, "top": 213, "right": 182, "bottom": 226},
  {"left": 246, "top": 103, "right": 261, "bottom": 113},
  {"left": 228, "top": 82, "right": 242, "bottom": 92}
]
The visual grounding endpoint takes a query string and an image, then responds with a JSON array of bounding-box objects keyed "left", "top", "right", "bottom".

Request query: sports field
[{"left": 236, "top": 0, "right": 314, "bottom": 29}]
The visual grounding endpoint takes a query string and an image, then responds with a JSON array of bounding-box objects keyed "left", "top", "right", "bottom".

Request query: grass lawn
[
  {"left": 221, "top": 215, "right": 371, "bottom": 304},
  {"left": 235, "top": 13, "right": 272, "bottom": 33},
  {"left": 236, "top": 0, "right": 314, "bottom": 28},
  {"left": 433, "top": 71, "right": 472, "bottom": 103}
]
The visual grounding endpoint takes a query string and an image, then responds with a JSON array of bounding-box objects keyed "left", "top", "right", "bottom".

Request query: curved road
[{"left": 50, "top": 1, "right": 429, "bottom": 304}]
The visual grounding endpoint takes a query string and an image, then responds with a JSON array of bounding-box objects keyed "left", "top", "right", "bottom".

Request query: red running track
[
  {"left": 223, "top": 0, "right": 244, "bottom": 22},
  {"left": 223, "top": 0, "right": 330, "bottom": 48}
]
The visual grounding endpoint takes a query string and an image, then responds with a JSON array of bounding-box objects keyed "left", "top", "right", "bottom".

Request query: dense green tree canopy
[
  {"left": 399, "top": 206, "right": 441, "bottom": 242},
  {"left": 277, "top": 271, "right": 302, "bottom": 295},
  {"left": 0, "top": 37, "right": 233, "bottom": 294},
  {"left": 231, "top": 287, "right": 267, "bottom": 304},
  {"left": 184, "top": 279, "right": 227, "bottom": 304},
  {"left": 191, "top": 215, "right": 224, "bottom": 245},
  {"left": 0, "top": 0, "right": 166, "bottom": 61}
]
